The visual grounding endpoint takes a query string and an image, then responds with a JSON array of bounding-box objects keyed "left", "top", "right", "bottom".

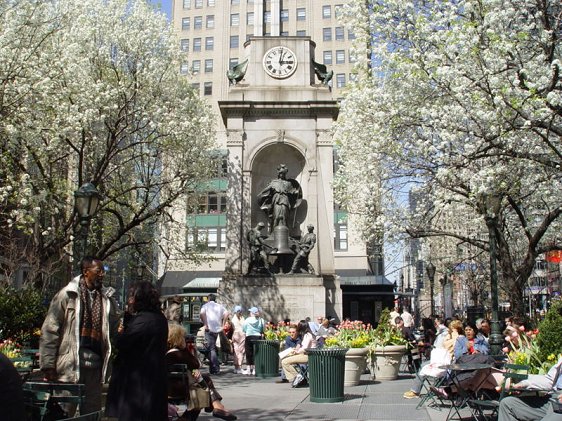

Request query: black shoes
[
  {"left": 275, "top": 378, "right": 289, "bottom": 383},
  {"left": 212, "top": 409, "right": 237, "bottom": 420}
]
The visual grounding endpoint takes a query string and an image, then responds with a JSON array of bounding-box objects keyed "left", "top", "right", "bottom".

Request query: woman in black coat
[{"left": 105, "top": 281, "right": 168, "bottom": 421}]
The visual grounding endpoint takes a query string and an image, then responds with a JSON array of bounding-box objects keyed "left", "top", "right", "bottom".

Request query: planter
[
  {"left": 344, "top": 347, "right": 369, "bottom": 386},
  {"left": 254, "top": 340, "right": 280, "bottom": 378},
  {"left": 368, "top": 345, "right": 407, "bottom": 381},
  {"left": 307, "top": 348, "right": 348, "bottom": 403}
]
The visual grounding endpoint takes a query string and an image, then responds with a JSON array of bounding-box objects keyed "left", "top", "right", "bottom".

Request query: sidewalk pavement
[{"left": 192, "top": 367, "right": 473, "bottom": 421}]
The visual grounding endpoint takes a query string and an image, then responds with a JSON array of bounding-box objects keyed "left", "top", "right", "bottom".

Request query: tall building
[{"left": 161, "top": 0, "right": 377, "bottom": 318}]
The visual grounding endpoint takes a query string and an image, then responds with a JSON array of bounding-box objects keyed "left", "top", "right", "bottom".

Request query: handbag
[{"left": 187, "top": 383, "right": 211, "bottom": 411}]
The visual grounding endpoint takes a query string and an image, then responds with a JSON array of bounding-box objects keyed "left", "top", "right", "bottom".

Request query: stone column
[
  {"left": 270, "top": 0, "right": 280, "bottom": 36},
  {"left": 254, "top": 1, "right": 264, "bottom": 36},
  {"left": 225, "top": 129, "right": 245, "bottom": 273},
  {"left": 315, "top": 129, "right": 336, "bottom": 274}
]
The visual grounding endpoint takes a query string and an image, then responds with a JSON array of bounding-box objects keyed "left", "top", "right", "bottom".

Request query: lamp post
[
  {"left": 74, "top": 182, "right": 101, "bottom": 263},
  {"left": 481, "top": 193, "right": 503, "bottom": 356},
  {"left": 426, "top": 261, "right": 436, "bottom": 317}
]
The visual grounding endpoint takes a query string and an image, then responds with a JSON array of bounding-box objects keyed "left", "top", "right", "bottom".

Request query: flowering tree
[
  {"left": 334, "top": 0, "right": 561, "bottom": 316},
  {"left": 0, "top": 0, "right": 216, "bottom": 287}
]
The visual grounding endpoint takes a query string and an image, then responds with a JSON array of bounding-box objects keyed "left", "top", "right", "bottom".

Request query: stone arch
[{"left": 250, "top": 141, "right": 308, "bottom": 238}]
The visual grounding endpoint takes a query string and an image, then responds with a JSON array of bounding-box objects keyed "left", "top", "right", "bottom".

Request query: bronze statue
[
  {"left": 246, "top": 222, "right": 272, "bottom": 275},
  {"left": 257, "top": 164, "right": 302, "bottom": 230},
  {"left": 288, "top": 224, "right": 316, "bottom": 274}
]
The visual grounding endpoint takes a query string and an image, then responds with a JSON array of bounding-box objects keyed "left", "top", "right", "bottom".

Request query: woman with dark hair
[
  {"left": 105, "top": 281, "right": 169, "bottom": 421},
  {"left": 280, "top": 320, "right": 317, "bottom": 385}
]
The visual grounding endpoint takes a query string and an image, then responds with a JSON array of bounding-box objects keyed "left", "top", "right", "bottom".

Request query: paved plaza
[{"left": 188, "top": 368, "right": 466, "bottom": 421}]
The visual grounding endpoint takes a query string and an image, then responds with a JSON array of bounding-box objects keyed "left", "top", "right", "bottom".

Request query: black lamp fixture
[
  {"left": 426, "top": 261, "right": 436, "bottom": 317},
  {"left": 74, "top": 182, "right": 101, "bottom": 261}
]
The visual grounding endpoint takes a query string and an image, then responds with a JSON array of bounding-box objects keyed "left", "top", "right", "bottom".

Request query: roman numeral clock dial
[{"left": 262, "top": 46, "right": 298, "bottom": 79}]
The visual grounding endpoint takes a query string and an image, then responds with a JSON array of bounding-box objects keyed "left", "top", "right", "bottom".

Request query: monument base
[{"left": 218, "top": 273, "right": 342, "bottom": 322}]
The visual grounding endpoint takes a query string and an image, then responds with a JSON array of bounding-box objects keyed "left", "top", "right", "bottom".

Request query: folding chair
[
  {"left": 416, "top": 374, "right": 447, "bottom": 410},
  {"left": 292, "top": 364, "right": 309, "bottom": 388},
  {"left": 468, "top": 364, "right": 529, "bottom": 421},
  {"left": 23, "top": 382, "right": 86, "bottom": 420}
]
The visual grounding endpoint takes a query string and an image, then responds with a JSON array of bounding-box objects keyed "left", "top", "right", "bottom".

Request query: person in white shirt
[
  {"left": 200, "top": 293, "right": 228, "bottom": 375},
  {"left": 401, "top": 307, "right": 414, "bottom": 328},
  {"left": 281, "top": 320, "right": 317, "bottom": 385},
  {"left": 389, "top": 307, "right": 400, "bottom": 326}
]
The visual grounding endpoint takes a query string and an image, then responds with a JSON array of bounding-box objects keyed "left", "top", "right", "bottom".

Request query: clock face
[{"left": 262, "top": 46, "right": 297, "bottom": 79}]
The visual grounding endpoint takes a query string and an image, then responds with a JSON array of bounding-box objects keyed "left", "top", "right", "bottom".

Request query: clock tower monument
[{"left": 218, "top": 2, "right": 341, "bottom": 323}]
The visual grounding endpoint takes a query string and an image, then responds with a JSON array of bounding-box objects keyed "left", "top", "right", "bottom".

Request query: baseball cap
[
  {"left": 234, "top": 305, "right": 242, "bottom": 313},
  {"left": 249, "top": 306, "right": 259, "bottom": 315}
]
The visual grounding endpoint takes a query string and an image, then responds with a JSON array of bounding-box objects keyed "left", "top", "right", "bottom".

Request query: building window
[
  {"left": 230, "top": 13, "right": 239, "bottom": 26},
  {"left": 334, "top": 223, "right": 348, "bottom": 251},
  {"left": 187, "top": 227, "right": 226, "bottom": 253},
  {"left": 323, "top": 28, "right": 332, "bottom": 41},
  {"left": 322, "top": 5, "right": 331, "bottom": 19},
  {"left": 231, "top": 0, "right": 240, "bottom": 4},
  {"left": 349, "top": 49, "right": 356, "bottom": 63},
  {"left": 194, "top": 16, "right": 202, "bottom": 29},
  {"left": 206, "top": 15, "right": 214, "bottom": 28},
  {"left": 205, "top": 37, "right": 214, "bottom": 50},
  {"left": 183, "top": 0, "right": 191, "bottom": 9},
  {"left": 336, "top": 49, "right": 345, "bottom": 64},
  {"left": 296, "top": 30, "right": 306, "bottom": 36},
  {"left": 191, "top": 60, "right": 201, "bottom": 73},
  {"left": 264, "top": 11, "right": 271, "bottom": 23},
  {"left": 198, "top": 192, "right": 227, "bottom": 214},
  {"left": 195, "top": 0, "right": 203, "bottom": 8},
  {"left": 229, "top": 58, "right": 239, "bottom": 67},
  {"left": 280, "top": 31, "right": 289, "bottom": 36},
  {"left": 191, "top": 82, "right": 200, "bottom": 92},
  {"left": 296, "top": 8, "right": 306, "bottom": 21},
  {"left": 193, "top": 38, "right": 201, "bottom": 51},
  {"left": 335, "top": 4, "right": 343, "bottom": 18},
  {"left": 180, "top": 39, "right": 189, "bottom": 52},
  {"left": 204, "top": 81, "right": 212, "bottom": 95},
  {"left": 336, "top": 73, "right": 346, "bottom": 88},
  {"left": 230, "top": 35, "right": 239, "bottom": 48},
  {"left": 335, "top": 27, "right": 344, "bottom": 41},
  {"left": 182, "top": 17, "right": 190, "bottom": 31},
  {"left": 180, "top": 62, "right": 189, "bottom": 74},
  {"left": 348, "top": 30, "right": 356, "bottom": 40},
  {"left": 207, "top": 0, "right": 215, "bottom": 5},
  {"left": 247, "top": 12, "right": 254, "bottom": 25},
  {"left": 323, "top": 50, "right": 332, "bottom": 64},
  {"left": 205, "top": 59, "right": 213, "bottom": 73},
  {"left": 349, "top": 73, "right": 358, "bottom": 82},
  {"left": 280, "top": 9, "right": 289, "bottom": 22}
]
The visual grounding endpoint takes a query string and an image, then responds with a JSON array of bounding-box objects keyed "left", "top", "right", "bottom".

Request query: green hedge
[
  {"left": 537, "top": 299, "right": 562, "bottom": 361},
  {"left": 0, "top": 286, "right": 47, "bottom": 345}
]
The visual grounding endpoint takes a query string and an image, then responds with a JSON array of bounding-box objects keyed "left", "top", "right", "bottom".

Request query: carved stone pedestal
[{"left": 218, "top": 274, "right": 342, "bottom": 322}]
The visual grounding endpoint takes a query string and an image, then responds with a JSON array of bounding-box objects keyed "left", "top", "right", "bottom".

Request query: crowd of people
[
  {"left": 397, "top": 309, "right": 562, "bottom": 421},
  {"left": 3, "top": 258, "right": 561, "bottom": 421}
]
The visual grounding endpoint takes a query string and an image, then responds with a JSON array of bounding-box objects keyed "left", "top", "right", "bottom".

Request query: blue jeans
[{"left": 205, "top": 330, "right": 220, "bottom": 373}]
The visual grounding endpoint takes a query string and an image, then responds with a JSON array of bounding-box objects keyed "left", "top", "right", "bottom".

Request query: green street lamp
[
  {"left": 74, "top": 182, "right": 101, "bottom": 262},
  {"left": 426, "top": 261, "right": 436, "bottom": 317},
  {"left": 480, "top": 192, "right": 503, "bottom": 356}
]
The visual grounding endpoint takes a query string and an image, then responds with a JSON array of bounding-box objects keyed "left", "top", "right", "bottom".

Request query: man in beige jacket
[{"left": 40, "top": 256, "right": 120, "bottom": 415}]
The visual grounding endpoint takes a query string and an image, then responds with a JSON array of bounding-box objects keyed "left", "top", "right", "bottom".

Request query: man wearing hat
[
  {"left": 242, "top": 307, "right": 265, "bottom": 375},
  {"left": 231, "top": 305, "right": 246, "bottom": 374},
  {"left": 200, "top": 293, "right": 229, "bottom": 375}
]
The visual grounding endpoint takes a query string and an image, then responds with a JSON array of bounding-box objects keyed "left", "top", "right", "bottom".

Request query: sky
[{"left": 150, "top": 0, "right": 172, "bottom": 20}]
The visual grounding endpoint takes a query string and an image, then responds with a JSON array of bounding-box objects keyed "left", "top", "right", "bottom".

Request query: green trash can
[
  {"left": 254, "top": 340, "right": 280, "bottom": 378},
  {"left": 307, "top": 348, "right": 348, "bottom": 403}
]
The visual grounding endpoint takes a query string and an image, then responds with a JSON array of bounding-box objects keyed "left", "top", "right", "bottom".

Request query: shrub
[
  {"left": 537, "top": 299, "right": 562, "bottom": 362},
  {"left": 0, "top": 286, "right": 47, "bottom": 345}
]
